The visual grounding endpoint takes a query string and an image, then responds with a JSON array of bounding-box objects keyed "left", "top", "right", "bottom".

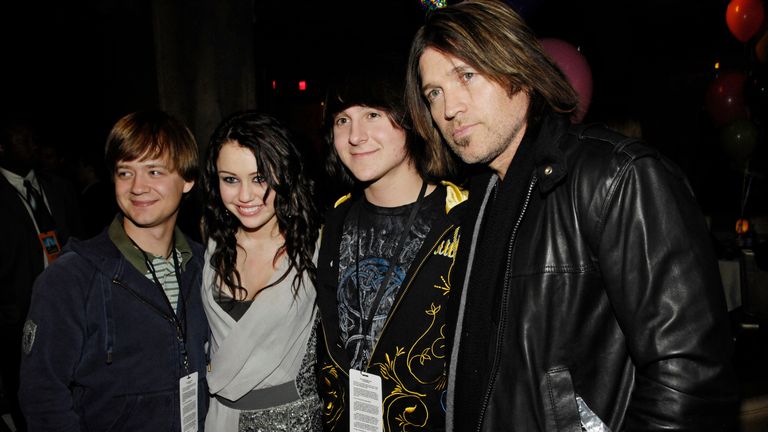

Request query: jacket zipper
[
  {"left": 112, "top": 278, "right": 177, "bottom": 323},
  {"left": 474, "top": 174, "right": 538, "bottom": 432},
  {"left": 111, "top": 278, "right": 188, "bottom": 371}
]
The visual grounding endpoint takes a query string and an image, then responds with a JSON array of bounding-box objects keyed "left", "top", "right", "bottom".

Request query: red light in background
[
  {"left": 272, "top": 80, "right": 277, "bottom": 90},
  {"left": 298, "top": 80, "right": 307, "bottom": 91}
]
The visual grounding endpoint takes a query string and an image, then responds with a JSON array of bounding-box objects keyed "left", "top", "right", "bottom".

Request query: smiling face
[
  {"left": 216, "top": 141, "right": 278, "bottom": 234},
  {"left": 332, "top": 105, "right": 413, "bottom": 190},
  {"left": 114, "top": 156, "right": 194, "bottom": 237},
  {"left": 418, "top": 47, "right": 530, "bottom": 178}
]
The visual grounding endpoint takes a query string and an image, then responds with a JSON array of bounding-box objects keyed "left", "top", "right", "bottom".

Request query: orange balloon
[
  {"left": 736, "top": 218, "right": 750, "bottom": 234},
  {"left": 726, "top": 0, "right": 765, "bottom": 43}
]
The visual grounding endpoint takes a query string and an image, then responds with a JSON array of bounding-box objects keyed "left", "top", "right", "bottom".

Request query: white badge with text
[
  {"left": 349, "top": 368, "right": 383, "bottom": 432},
  {"left": 179, "top": 371, "right": 198, "bottom": 432}
]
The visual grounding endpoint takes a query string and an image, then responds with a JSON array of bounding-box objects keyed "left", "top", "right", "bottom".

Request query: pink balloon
[{"left": 540, "top": 38, "right": 593, "bottom": 123}]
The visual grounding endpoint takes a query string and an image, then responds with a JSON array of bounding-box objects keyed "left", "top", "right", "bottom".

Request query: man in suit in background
[{"left": 0, "top": 119, "right": 81, "bottom": 432}]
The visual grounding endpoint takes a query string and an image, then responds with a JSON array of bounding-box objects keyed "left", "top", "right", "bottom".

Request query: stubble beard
[
  {"left": 446, "top": 116, "right": 526, "bottom": 168},
  {"left": 445, "top": 128, "right": 478, "bottom": 164},
  {"left": 446, "top": 133, "right": 500, "bottom": 166}
]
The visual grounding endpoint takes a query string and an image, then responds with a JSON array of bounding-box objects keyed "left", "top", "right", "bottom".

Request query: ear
[{"left": 183, "top": 180, "right": 195, "bottom": 194}]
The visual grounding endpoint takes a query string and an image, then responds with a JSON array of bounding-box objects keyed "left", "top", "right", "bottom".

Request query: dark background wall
[{"left": 2, "top": 0, "right": 766, "bottom": 231}]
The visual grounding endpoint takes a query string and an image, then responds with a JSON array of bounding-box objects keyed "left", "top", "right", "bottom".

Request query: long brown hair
[{"left": 405, "top": 0, "right": 578, "bottom": 148}]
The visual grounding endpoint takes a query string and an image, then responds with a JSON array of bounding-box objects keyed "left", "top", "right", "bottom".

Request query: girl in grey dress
[{"left": 200, "top": 111, "right": 322, "bottom": 431}]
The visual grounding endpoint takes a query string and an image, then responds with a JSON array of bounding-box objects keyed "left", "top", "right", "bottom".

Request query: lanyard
[
  {"left": 356, "top": 181, "right": 427, "bottom": 366},
  {"left": 128, "top": 233, "right": 190, "bottom": 373}
]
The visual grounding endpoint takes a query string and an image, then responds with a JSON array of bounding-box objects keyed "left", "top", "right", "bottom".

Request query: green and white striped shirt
[
  {"left": 146, "top": 250, "right": 183, "bottom": 312},
  {"left": 108, "top": 216, "right": 194, "bottom": 313}
]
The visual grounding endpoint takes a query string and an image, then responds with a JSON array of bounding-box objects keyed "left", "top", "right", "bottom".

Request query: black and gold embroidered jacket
[{"left": 316, "top": 181, "right": 467, "bottom": 432}]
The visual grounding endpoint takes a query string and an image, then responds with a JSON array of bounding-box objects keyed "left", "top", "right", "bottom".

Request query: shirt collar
[
  {"left": 108, "top": 215, "right": 193, "bottom": 274},
  {"left": 0, "top": 167, "right": 38, "bottom": 194}
]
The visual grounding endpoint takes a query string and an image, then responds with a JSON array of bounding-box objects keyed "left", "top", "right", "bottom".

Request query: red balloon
[
  {"left": 705, "top": 70, "right": 749, "bottom": 126},
  {"left": 726, "top": 0, "right": 765, "bottom": 43},
  {"left": 539, "top": 38, "right": 592, "bottom": 123}
]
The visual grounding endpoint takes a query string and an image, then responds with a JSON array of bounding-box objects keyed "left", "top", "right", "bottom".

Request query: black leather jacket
[{"left": 448, "top": 115, "right": 738, "bottom": 431}]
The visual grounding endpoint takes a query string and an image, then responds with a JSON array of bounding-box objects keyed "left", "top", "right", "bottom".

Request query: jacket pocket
[
  {"left": 575, "top": 396, "right": 611, "bottom": 432},
  {"left": 107, "top": 391, "right": 174, "bottom": 432},
  {"left": 542, "top": 367, "right": 611, "bottom": 432},
  {"left": 542, "top": 367, "right": 581, "bottom": 432}
]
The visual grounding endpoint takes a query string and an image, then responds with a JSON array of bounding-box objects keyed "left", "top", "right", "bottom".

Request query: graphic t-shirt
[{"left": 336, "top": 188, "right": 443, "bottom": 369}]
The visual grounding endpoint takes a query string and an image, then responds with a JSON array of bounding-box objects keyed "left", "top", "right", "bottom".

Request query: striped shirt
[
  {"left": 107, "top": 216, "right": 194, "bottom": 315},
  {"left": 146, "top": 250, "right": 183, "bottom": 312}
]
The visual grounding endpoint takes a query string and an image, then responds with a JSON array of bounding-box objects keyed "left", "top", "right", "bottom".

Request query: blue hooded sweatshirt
[{"left": 19, "top": 220, "right": 208, "bottom": 431}]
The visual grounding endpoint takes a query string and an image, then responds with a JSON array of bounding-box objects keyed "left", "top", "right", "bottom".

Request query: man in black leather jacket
[{"left": 404, "top": 1, "right": 738, "bottom": 430}]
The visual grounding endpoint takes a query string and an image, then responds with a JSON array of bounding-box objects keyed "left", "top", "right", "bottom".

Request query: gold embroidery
[
  {"left": 321, "top": 223, "right": 464, "bottom": 431},
  {"left": 375, "top": 348, "right": 429, "bottom": 430},
  {"left": 321, "top": 364, "right": 345, "bottom": 429},
  {"left": 434, "top": 229, "right": 459, "bottom": 258},
  {"left": 372, "top": 300, "right": 448, "bottom": 431},
  {"left": 434, "top": 275, "right": 450, "bottom": 296}
]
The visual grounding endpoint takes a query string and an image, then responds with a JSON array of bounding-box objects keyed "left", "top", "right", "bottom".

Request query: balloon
[
  {"left": 705, "top": 70, "right": 748, "bottom": 126},
  {"left": 736, "top": 218, "right": 750, "bottom": 235},
  {"left": 726, "top": 0, "right": 765, "bottom": 43},
  {"left": 539, "top": 38, "right": 593, "bottom": 123},
  {"left": 720, "top": 119, "right": 758, "bottom": 164}
]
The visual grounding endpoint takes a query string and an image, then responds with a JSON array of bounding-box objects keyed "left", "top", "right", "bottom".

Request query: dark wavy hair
[{"left": 202, "top": 111, "right": 320, "bottom": 298}]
